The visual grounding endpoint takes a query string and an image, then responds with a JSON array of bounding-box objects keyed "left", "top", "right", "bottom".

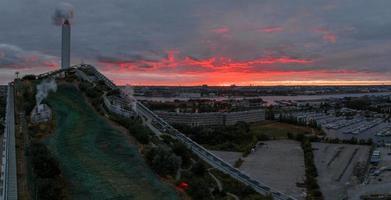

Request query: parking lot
[
  {"left": 347, "top": 147, "right": 391, "bottom": 199},
  {"left": 312, "top": 143, "right": 370, "bottom": 200},
  {"left": 367, "top": 147, "right": 391, "bottom": 184},
  {"left": 324, "top": 119, "right": 391, "bottom": 144},
  {"left": 288, "top": 110, "right": 391, "bottom": 144},
  {"left": 239, "top": 140, "right": 306, "bottom": 199}
]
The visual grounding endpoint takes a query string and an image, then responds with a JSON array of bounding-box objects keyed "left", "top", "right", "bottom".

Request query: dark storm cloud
[{"left": 0, "top": 44, "right": 58, "bottom": 69}]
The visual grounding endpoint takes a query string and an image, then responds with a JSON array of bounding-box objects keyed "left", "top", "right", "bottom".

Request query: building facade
[{"left": 155, "top": 109, "right": 265, "bottom": 126}]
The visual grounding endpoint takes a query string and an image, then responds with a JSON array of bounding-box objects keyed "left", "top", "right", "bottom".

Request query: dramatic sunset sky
[{"left": 0, "top": 0, "right": 390, "bottom": 85}]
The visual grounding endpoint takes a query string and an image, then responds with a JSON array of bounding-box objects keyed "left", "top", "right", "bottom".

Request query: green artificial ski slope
[{"left": 46, "top": 84, "right": 178, "bottom": 200}]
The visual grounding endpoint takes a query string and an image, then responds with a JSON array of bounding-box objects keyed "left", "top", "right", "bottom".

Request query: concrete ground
[
  {"left": 347, "top": 147, "right": 391, "bottom": 199},
  {"left": 209, "top": 150, "right": 242, "bottom": 166},
  {"left": 312, "top": 143, "right": 370, "bottom": 200},
  {"left": 240, "top": 140, "right": 306, "bottom": 199}
]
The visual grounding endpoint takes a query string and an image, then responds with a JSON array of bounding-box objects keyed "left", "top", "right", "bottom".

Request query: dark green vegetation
[
  {"left": 46, "top": 85, "right": 178, "bottom": 200},
  {"left": 158, "top": 136, "right": 269, "bottom": 200},
  {"left": 28, "top": 143, "right": 67, "bottom": 200},
  {"left": 290, "top": 134, "right": 323, "bottom": 200},
  {"left": 209, "top": 170, "right": 273, "bottom": 200},
  {"left": 14, "top": 79, "right": 41, "bottom": 200},
  {"left": 174, "top": 120, "right": 323, "bottom": 155},
  {"left": 15, "top": 79, "right": 37, "bottom": 115},
  {"left": 108, "top": 115, "right": 151, "bottom": 145},
  {"left": 250, "top": 120, "right": 323, "bottom": 139},
  {"left": 145, "top": 146, "right": 181, "bottom": 177},
  {"left": 174, "top": 122, "right": 263, "bottom": 154}
]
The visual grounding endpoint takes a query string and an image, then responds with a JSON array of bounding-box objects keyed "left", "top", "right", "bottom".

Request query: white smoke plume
[
  {"left": 122, "top": 84, "right": 134, "bottom": 98},
  {"left": 121, "top": 85, "right": 137, "bottom": 112},
  {"left": 36, "top": 79, "right": 57, "bottom": 106},
  {"left": 52, "top": 2, "right": 74, "bottom": 25}
]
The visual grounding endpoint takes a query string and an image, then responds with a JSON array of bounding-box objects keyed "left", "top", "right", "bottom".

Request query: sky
[{"left": 0, "top": 0, "right": 390, "bottom": 86}]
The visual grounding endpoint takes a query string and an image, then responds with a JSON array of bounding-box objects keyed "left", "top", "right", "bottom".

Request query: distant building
[
  {"left": 178, "top": 92, "right": 201, "bottom": 98},
  {"left": 370, "top": 150, "right": 381, "bottom": 164},
  {"left": 295, "top": 99, "right": 326, "bottom": 108},
  {"left": 156, "top": 109, "right": 265, "bottom": 127}
]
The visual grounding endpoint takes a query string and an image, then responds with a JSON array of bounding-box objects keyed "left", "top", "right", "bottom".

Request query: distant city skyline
[{"left": 1, "top": 0, "right": 391, "bottom": 86}]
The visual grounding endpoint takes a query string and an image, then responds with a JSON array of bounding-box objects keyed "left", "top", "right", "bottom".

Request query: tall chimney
[{"left": 61, "top": 20, "right": 71, "bottom": 69}]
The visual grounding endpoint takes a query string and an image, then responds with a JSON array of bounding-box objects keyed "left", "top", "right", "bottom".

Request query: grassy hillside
[{"left": 46, "top": 84, "right": 178, "bottom": 200}]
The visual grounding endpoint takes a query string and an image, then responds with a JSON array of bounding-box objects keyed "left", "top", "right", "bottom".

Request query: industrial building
[{"left": 30, "top": 104, "right": 52, "bottom": 123}]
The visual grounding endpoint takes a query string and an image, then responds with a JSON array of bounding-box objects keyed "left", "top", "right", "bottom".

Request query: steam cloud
[
  {"left": 121, "top": 85, "right": 137, "bottom": 112},
  {"left": 52, "top": 2, "right": 74, "bottom": 25},
  {"left": 36, "top": 79, "right": 57, "bottom": 106},
  {"left": 122, "top": 85, "right": 134, "bottom": 98}
]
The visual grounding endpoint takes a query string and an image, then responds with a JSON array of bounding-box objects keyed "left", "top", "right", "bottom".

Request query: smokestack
[
  {"left": 61, "top": 20, "right": 71, "bottom": 69},
  {"left": 53, "top": 2, "right": 74, "bottom": 69}
]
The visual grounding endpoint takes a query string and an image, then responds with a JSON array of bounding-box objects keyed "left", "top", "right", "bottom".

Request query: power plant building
[{"left": 30, "top": 104, "right": 52, "bottom": 123}]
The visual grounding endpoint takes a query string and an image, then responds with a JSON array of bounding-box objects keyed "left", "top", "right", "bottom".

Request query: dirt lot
[
  {"left": 239, "top": 140, "right": 306, "bottom": 199},
  {"left": 312, "top": 143, "right": 370, "bottom": 200}
]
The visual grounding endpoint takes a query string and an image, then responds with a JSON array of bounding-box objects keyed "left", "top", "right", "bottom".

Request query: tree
[
  {"left": 127, "top": 120, "right": 150, "bottom": 144},
  {"left": 191, "top": 161, "right": 206, "bottom": 176},
  {"left": 187, "top": 178, "right": 212, "bottom": 200},
  {"left": 172, "top": 142, "right": 191, "bottom": 167},
  {"left": 145, "top": 147, "right": 181, "bottom": 177},
  {"left": 30, "top": 143, "right": 61, "bottom": 178},
  {"left": 22, "top": 74, "right": 36, "bottom": 80}
]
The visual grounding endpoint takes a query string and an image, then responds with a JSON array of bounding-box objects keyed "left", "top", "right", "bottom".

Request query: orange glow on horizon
[
  {"left": 104, "top": 70, "right": 391, "bottom": 86},
  {"left": 98, "top": 50, "right": 390, "bottom": 86},
  {"left": 99, "top": 50, "right": 312, "bottom": 73}
]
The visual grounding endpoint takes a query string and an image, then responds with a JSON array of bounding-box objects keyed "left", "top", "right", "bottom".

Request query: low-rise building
[
  {"left": 370, "top": 150, "right": 381, "bottom": 164},
  {"left": 103, "top": 95, "right": 136, "bottom": 118},
  {"left": 155, "top": 109, "right": 265, "bottom": 127}
]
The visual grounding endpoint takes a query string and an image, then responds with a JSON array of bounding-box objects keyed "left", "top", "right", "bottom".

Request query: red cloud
[
  {"left": 211, "top": 27, "right": 230, "bottom": 34},
  {"left": 314, "top": 28, "right": 337, "bottom": 43},
  {"left": 258, "top": 26, "right": 284, "bottom": 33},
  {"left": 99, "top": 51, "right": 391, "bottom": 86},
  {"left": 99, "top": 50, "right": 312, "bottom": 74}
]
